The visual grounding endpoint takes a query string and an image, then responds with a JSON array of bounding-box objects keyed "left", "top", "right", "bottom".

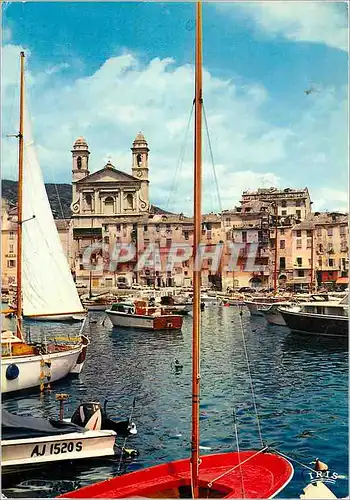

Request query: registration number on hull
[{"left": 31, "top": 441, "right": 83, "bottom": 457}]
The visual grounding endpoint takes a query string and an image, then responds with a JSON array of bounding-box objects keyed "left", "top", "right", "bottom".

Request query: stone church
[
  {"left": 69, "top": 133, "right": 206, "bottom": 289},
  {"left": 71, "top": 132, "right": 150, "bottom": 220}
]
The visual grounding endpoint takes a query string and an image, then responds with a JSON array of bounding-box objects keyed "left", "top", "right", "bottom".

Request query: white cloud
[
  {"left": 217, "top": 1, "right": 348, "bottom": 52},
  {"left": 1, "top": 45, "right": 347, "bottom": 214},
  {"left": 312, "top": 188, "right": 349, "bottom": 213},
  {"left": 3, "top": 27, "right": 12, "bottom": 43},
  {"left": 45, "top": 62, "right": 70, "bottom": 75}
]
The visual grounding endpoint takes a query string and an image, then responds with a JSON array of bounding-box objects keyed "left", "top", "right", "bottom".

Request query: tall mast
[
  {"left": 273, "top": 203, "right": 278, "bottom": 294},
  {"left": 16, "top": 51, "right": 25, "bottom": 341},
  {"left": 310, "top": 226, "right": 314, "bottom": 293},
  {"left": 191, "top": 1, "right": 202, "bottom": 497},
  {"left": 89, "top": 218, "right": 93, "bottom": 299}
]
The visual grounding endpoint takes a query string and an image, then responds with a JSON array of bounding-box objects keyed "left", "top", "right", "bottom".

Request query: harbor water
[{"left": 2, "top": 306, "right": 348, "bottom": 498}]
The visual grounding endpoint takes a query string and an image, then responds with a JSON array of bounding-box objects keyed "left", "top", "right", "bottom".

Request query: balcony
[
  {"left": 293, "top": 263, "right": 311, "bottom": 269},
  {"left": 317, "top": 265, "right": 341, "bottom": 271},
  {"left": 257, "top": 249, "right": 269, "bottom": 258},
  {"left": 291, "top": 276, "right": 309, "bottom": 283}
]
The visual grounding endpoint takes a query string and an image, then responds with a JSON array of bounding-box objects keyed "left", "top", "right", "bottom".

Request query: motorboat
[
  {"left": 106, "top": 301, "right": 183, "bottom": 330},
  {"left": 260, "top": 303, "right": 290, "bottom": 326},
  {"left": 82, "top": 294, "right": 117, "bottom": 312},
  {"left": 200, "top": 293, "right": 222, "bottom": 307},
  {"left": 2, "top": 400, "right": 137, "bottom": 474},
  {"left": 279, "top": 295, "right": 348, "bottom": 337},
  {"left": 244, "top": 296, "right": 289, "bottom": 316},
  {"left": 158, "top": 296, "right": 192, "bottom": 315},
  {"left": 260, "top": 294, "right": 346, "bottom": 327}
]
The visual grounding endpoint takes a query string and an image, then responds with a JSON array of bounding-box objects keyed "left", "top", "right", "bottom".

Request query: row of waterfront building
[{"left": 2, "top": 134, "right": 349, "bottom": 292}]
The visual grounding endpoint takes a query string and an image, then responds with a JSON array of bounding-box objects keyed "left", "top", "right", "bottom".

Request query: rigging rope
[
  {"left": 53, "top": 181, "right": 69, "bottom": 228},
  {"left": 221, "top": 310, "right": 247, "bottom": 497},
  {"left": 165, "top": 103, "right": 194, "bottom": 212},
  {"left": 116, "top": 397, "right": 136, "bottom": 473},
  {"left": 269, "top": 448, "right": 316, "bottom": 472},
  {"left": 237, "top": 305, "right": 264, "bottom": 448},
  {"left": 207, "top": 446, "right": 269, "bottom": 488},
  {"left": 202, "top": 104, "right": 222, "bottom": 214},
  {"left": 231, "top": 396, "right": 245, "bottom": 498}
]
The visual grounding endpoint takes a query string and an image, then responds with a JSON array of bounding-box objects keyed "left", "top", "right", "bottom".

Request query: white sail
[{"left": 21, "top": 99, "right": 84, "bottom": 317}]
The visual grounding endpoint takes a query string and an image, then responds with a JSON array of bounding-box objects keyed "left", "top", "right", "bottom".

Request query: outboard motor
[{"left": 71, "top": 402, "right": 103, "bottom": 430}]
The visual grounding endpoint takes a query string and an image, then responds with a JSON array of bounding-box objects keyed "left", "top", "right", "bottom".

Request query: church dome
[{"left": 73, "top": 137, "right": 88, "bottom": 148}]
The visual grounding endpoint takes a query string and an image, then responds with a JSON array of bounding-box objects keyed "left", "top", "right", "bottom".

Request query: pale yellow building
[{"left": 1, "top": 200, "right": 17, "bottom": 289}]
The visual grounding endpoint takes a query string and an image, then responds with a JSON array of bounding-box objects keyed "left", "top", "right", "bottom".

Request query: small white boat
[
  {"left": 106, "top": 301, "right": 183, "bottom": 331},
  {"left": 1, "top": 328, "right": 89, "bottom": 393},
  {"left": 300, "top": 481, "right": 337, "bottom": 499},
  {"left": 244, "top": 297, "right": 288, "bottom": 316},
  {"left": 2, "top": 401, "right": 137, "bottom": 474},
  {"left": 82, "top": 293, "right": 117, "bottom": 312},
  {"left": 200, "top": 294, "right": 222, "bottom": 306},
  {"left": 158, "top": 296, "right": 192, "bottom": 315},
  {"left": 260, "top": 303, "right": 289, "bottom": 326}
]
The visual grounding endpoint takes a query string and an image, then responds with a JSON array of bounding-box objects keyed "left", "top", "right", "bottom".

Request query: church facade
[
  {"left": 69, "top": 133, "right": 220, "bottom": 289},
  {"left": 71, "top": 133, "right": 150, "bottom": 219}
]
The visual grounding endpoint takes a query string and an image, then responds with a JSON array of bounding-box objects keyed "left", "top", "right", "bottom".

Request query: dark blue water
[{"left": 2, "top": 306, "right": 348, "bottom": 498}]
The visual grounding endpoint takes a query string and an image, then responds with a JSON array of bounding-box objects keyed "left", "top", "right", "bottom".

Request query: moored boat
[
  {"left": 2, "top": 400, "right": 137, "bottom": 474},
  {"left": 159, "top": 295, "right": 192, "bottom": 315},
  {"left": 1, "top": 52, "right": 89, "bottom": 395},
  {"left": 260, "top": 303, "right": 288, "bottom": 326},
  {"left": 59, "top": 450, "right": 293, "bottom": 498},
  {"left": 106, "top": 301, "right": 183, "bottom": 330},
  {"left": 260, "top": 294, "right": 345, "bottom": 327},
  {"left": 82, "top": 294, "right": 117, "bottom": 311},
  {"left": 279, "top": 298, "right": 348, "bottom": 337},
  {"left": 244, "top": 296, "right": 289, "bottom": 316},
  {"left": 1, "top": 328, "right": 89, "bottom": 393}
]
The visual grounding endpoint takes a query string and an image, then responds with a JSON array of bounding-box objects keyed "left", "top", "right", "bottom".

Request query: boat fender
[{"left": 6, "top": 363, "right": 19, "bottom": 380}]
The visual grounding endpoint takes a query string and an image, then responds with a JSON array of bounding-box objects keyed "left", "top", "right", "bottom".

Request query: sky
[{"left": 2, "top": 1, "right": 348, "bottom": 214}]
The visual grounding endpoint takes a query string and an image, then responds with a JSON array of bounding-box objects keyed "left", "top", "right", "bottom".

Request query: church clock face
[{"left": 136, "top": 170, "right": 143, "bottom": 178}]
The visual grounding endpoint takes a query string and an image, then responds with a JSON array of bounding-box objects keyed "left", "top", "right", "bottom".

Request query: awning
[
  {"left": 336, "top": 277, "right": 349, "bottom": 284},
  {"left": 73, "top": 228, "right": 102, "bottom": 238}
]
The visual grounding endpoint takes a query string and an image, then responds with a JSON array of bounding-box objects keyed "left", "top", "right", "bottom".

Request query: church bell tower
[
  {"left": 72, "top": 137, "right": 90, "bottom": 182},
  {"left": 131, "top": 132, "right": 149, "bottom": 211}
]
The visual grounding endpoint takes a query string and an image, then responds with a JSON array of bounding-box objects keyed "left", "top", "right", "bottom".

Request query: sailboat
[
  {"left": 1, "top": 52, "right": 89, "bottom": 394},
  {"left": 6, "top": 53, "right": 86, "bottom": 323},
  {"left": 59, "top": 3, "right": 293, "bottom": 498}
]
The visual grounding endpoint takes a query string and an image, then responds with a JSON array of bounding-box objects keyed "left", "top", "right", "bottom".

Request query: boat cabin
[
  {"left": 302, "top": 304, "right": 348, "bottom": 317},
  {"left": 110, "top": 303, "right": 136, "bottom": 314}
]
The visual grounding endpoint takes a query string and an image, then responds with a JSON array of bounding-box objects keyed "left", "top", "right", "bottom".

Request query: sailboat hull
[
  {"left": 59, "top": 450, "right": 294, "bottom": 498},
  {"left": 24, "top": 314, "right": 86, "bottom": 322},
  {"left": 1, "top": 346, "right": 84, "bottom": 394}
]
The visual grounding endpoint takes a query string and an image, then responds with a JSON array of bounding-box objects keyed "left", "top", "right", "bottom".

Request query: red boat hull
[
  {"left": 59, "top": 451, "right": 293, "bottom": 498},
  {"left": 153, "top": 315, "right": 183, "bottom": 330}
]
